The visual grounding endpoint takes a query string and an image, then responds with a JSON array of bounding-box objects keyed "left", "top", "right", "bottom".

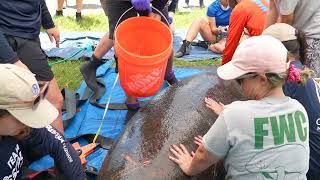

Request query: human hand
[
  {"left": 169, "top": 144, "right": 193, "bottom": 175},
  {"left": 217, "top": 26, "right": 228, "bottom": 35},
  {"left": 46, "top": 27, "right": 60, "bottom": 48},
  {"left": 194, "top": 135, "right": 203, "bottom": 147},
  {"left": 205, "top": 97, "right": 224, "bottom": 115},
  {"left": 131, "top": 0, "right": 151, "bottom": 12}
]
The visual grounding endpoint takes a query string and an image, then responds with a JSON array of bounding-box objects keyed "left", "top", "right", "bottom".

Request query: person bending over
[
  {"left": 0, "top": 64, "right": 85, "bottom": 179},
  {"left": 175, "top": 0, "right": 232, "bottom": 58},
  {"left": 221, "top": 0, "right": 268, "bottom": 65},
  {"left": 170, "top": 36, "right": 311, "bottom": 179}
]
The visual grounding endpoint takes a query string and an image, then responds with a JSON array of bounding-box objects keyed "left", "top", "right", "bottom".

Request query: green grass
[
  {"left": 51, "top": 8, "right": 218, "bottom": 91},
  {"left": 174, "top": 9, "right": 206, "bottom": 29},
  {"left": 50, "top": 60, "right": 87, "bottom": 90},
  {"left": 53, "top": 13, "right": 108, "bottom": 32}
]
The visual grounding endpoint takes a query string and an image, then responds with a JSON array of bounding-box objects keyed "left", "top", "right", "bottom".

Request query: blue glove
[
  {"left": 131, "top": 0, "right": 151, "bottom": 12},
  {"left": 168, "top": 16, "right": 173, "bottom": 25}
]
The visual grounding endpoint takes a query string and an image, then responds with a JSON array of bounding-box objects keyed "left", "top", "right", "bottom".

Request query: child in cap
[
  {"left": 263, "top": 23, "right": 320, "bottom": 179},
  {"left": 0, "top": 64, "right": 85, "bottom": 179},
  {"left": 169, "top": 36, "right": 311, "bottom": 179}
]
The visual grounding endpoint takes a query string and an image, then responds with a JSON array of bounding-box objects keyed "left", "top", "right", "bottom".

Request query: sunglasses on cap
[
  {"left": 6, "top": 82, "right": 50, "bottom": 110},
  {"left": 235, "top": 73, "right": 258, "bottom": 85}
]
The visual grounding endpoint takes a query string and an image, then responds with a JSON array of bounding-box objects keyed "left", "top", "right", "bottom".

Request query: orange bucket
[{"left": 114, "top": 16, "right": 173, "bottom": 97}]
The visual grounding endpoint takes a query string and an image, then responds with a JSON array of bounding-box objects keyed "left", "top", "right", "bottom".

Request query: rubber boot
[
  {"left": 174, "top": 40, "right": 191, "bottom": 58},
  {"left": 114, "top": 55, "right": 119, "bottom": 73},
  {"left": 76, "top": 12, "right": 82, "bottom": 23},
  {"left": 165, "top": 70, "right": 178, "bottom": 86},
  {"left": 80, "top": 55, "right": 104, "bottom": 94}
]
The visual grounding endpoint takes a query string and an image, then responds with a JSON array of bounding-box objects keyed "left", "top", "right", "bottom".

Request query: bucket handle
[{"left": 115, "top": 6, "right": 170, "bottom": 32}]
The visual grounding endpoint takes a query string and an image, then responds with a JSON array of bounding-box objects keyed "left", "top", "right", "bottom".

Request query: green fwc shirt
[{"left": 203, "top": 96, "right": 309, "bottom": 180}]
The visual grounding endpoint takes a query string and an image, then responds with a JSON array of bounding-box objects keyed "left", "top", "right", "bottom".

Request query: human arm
[
  {"left": 264, "top": 0, "right": 279, "bottom": 29},
  {"left": 169, "top": 114, "right": 229, "bottom": 175},
  {"left": 222, "top": 6, "right": 247, "bottom": 64},
  {"left": 277, "top": 0, "right": 298, "bottom": 25},
  {"left": 208, "top": 17, "right": 218, "bottom": 34},
  {"left": 22, "top": 125, "right": 86, "bottom": 180},
  {"left": 41, "top": 0, "right": 60, "bottom": 47},
  {"left": 41, "top": 0, "right": 55, "bottom": 30}
]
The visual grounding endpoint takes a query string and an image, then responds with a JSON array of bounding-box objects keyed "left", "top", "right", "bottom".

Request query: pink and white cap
[{"left": 217, "top": 35, "right": 288, "bottom": 80}]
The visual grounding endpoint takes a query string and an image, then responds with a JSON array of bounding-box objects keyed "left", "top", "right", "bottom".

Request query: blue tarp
[
  {"left": 29, "top": 61, "right": 213, "bottom": 173},
  {"left": 40, "top": 29, "right": 221, "bottom": 62}
]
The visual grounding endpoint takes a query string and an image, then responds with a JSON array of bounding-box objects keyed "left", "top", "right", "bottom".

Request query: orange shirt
[{"left": 222, "top": 0, "right": 269, "bottom": 65}]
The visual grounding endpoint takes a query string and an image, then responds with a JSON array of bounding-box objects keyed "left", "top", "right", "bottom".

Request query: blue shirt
[
  {"left": 283, "top": 60, "right": 320, "bottom": 178},
  {"left": 0, "top": 0, "right": 54, "bottom": 40},
  {"left": 0, "top": 0, "right": 55, "bottom": 64},
  {"left": 0, "top": 125, "right": 86, "bottom": 180},
  {"left": 206, "top": 0, "right": 232, "bottom": 27}
]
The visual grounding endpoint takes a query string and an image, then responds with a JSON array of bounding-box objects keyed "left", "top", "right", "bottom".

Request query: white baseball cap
[
  {"left": 262, "top": 23, "right": 297, "bottom": 42},
  {"left": 217, "top": 35, "right": 288, "bottom": 80},
  {"left": 0, "top": 64, "right": 58, "bottom": 128}
]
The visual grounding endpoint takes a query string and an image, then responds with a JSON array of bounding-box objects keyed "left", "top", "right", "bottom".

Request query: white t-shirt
[
  {"left": 274, "top": 0, "right": 320, "bottom": 39},
  {"left": 203, "top": 97, "right": 309, "bottom": 180}
]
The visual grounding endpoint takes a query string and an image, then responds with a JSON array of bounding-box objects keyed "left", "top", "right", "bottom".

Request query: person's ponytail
[
  {"left": 287, "top": 64, "right": 313, "bottom": 84},
  {"left": 296, "top": 29, "right": 307, "bottom": 65}
]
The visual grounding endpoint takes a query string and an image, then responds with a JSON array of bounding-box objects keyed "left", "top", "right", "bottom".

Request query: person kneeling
[
  {"left": 0, "top": 64, "right": 86, "bottom": 179},
  {"left": 170, "top": 36, "right": 310, "bottom": 179}
]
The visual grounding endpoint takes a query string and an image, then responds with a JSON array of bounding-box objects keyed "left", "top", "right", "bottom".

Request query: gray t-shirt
[
  {"left": 274, "top": 0, "right": 320, "bottom": 39},
  {"left": 203, "top": 97, "right": 309, "bottom": 180}
]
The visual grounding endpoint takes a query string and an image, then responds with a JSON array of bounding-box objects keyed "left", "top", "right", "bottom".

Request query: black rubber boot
[
  {"left": 165, "top": 70, "right": 178, "bottom": 86},
  {"left": 76, "top": 12, "right": 82, "bottom": 23},
  {"left": 80, "top": 55, "right": 104, "bottom": 93},
  {"left": 174, "top": 40, "right": 191, "bottom": 58},
  {"left": 55, "top": 10, "right": 63, "bottom": 16},
  {"left": 114, "top": 55, "right": 119, "bottom": 73}
]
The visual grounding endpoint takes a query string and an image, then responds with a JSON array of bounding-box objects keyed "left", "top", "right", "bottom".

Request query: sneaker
[
  {"left": 191, "top": 40, "right": 210, "bottom": 49},
  {"left": 174, "top": 40, "right": 191, "bottom": 58},
  {"left": 76, "top": 12, "right": 82, "bottom": 23},
  {"left": 55, "top": 10, "right": 63, "bottom": 16}
]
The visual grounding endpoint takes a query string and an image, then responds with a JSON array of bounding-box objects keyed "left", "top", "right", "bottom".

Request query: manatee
[{"left": 98, "top": 69, "right": 245, "bottom": 180}]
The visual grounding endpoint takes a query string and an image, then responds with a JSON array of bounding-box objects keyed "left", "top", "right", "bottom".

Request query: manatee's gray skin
[{"left": 98, "top": 70, "right": 245, "bottom": 180}]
